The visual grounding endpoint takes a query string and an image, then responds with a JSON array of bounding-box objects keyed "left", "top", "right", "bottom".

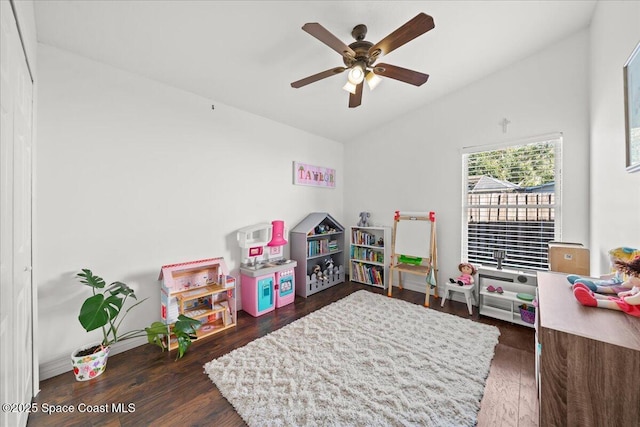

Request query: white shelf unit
[
  {"left": 349, "top": 226, "right": 391, "bottom": 289},
  {"left": 290, "top": 212, "right": 345, "bottom": 298},
  {"left": 477, "top": 266, "right": 537, "bottom": 328}
]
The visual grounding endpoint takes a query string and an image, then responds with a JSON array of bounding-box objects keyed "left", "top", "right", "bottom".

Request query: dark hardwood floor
[{"left": 28, "top": 282, "right": 537, "bottom": 426}]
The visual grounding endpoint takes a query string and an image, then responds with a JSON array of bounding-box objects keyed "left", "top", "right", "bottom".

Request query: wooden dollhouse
[{"left": 158, "top": 257, "right": 236, "bottom": 350}]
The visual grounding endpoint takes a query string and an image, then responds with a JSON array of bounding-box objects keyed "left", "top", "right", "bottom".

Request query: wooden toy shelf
[
  {"left": 177, "top": 284, "right": 229, "bottom": 317},
  {"left": 169, "top": 284, "right": 236, "bottom": 351},
  {"left": 158, "top": 258, "right": 237, "bottom": 352}
]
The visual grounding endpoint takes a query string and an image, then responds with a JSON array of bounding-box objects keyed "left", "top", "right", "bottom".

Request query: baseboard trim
[
  {"left": 389, "top": 277, "right": 436, "bottom": 295},
  {"left": 39, "top": 336, "right": 148, "bottom": 381},
  {"left": 389, "top": 280, "right": 475, "bottom": 306}
]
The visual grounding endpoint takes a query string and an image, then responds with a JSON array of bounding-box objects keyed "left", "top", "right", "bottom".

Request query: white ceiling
[{"left": 33, "top": 1, "right": 597, "bottom": 143}]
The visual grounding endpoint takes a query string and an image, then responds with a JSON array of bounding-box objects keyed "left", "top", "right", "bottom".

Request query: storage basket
[{"left": 519, "top": 305, "right": 536, "bottom": 324}]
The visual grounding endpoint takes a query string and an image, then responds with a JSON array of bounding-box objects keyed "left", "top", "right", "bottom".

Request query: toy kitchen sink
[{"left": 237, "top": 221, "right": 297, "bottom": 316}]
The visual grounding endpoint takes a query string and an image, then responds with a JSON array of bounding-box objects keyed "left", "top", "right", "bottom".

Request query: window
[{"left": 462, "top": 135, "right": 562, "bottom": 271}]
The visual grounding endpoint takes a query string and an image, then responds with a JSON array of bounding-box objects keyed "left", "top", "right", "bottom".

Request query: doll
[
  {"left": 573, "top": 257, "right": 640, "bottom": 317},
  {"left": 567, "top": 246, "right": 640, "bottom": 294},
  {"left": 567, "top": 274, "right": 625, "bottom": 294},
  {"left": 449, "top": 262, "right": 477, "bottom": 286}
]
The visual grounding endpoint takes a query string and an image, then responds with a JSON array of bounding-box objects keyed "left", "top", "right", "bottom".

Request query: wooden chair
[{"left": 387, "top": 211, "right": 438, "bottom": 307}]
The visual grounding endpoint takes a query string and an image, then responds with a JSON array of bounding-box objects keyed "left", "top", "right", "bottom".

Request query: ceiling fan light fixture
[
  {"left": 347, "top": 63, "right": 365, "bottom": 84},
  {"left": 342, "top": 80, "right": 357, "bottom": 94},
  {"left": 366, "top": 71, "right": 382, "bottom": 91},
  {"left": 291, "top": 13, "right": 435, "bottom": 107}
]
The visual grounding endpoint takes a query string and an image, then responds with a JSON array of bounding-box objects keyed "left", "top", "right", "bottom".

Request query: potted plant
[{"left": 72, "top": 268, "right": 200, "bottom": 381}]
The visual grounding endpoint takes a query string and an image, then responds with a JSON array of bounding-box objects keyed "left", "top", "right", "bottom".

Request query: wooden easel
[{"left": 387, "top": 211, "right": 438, "bottom": 307}]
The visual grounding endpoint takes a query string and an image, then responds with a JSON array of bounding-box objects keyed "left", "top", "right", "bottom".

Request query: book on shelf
[
  {"left": 307, "top": 239, "right": 331, "bottom": 257},
  {"left": 350, "top": 246, "right": 383, "bottom": 263},
  {"left": 352, "top": 229, "right": 380, "bottom": 246},
  {"left": 351, "top": 261, "right": 383, "bottom": 285}
]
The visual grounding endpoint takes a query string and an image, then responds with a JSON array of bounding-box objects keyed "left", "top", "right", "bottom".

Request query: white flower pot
[{"left": 71, "top": 342, "right": 110, "bottom": 381}]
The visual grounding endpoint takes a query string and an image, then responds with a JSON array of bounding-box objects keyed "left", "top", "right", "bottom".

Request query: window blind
[{"left": 462, "top": 136, "right": 561, "bottom": 271}]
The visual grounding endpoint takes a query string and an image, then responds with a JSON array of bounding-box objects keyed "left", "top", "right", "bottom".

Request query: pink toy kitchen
[{"left": 237, "top": 220, "right": 297, "bottom": 317}]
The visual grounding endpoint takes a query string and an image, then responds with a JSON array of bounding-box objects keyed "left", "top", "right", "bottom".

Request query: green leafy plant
[
  {"left": 76, "top": 268, "right": 200, "bottom": 359},
  {"left": 146, "top": 315, "right": 201, "bottom": 360}
]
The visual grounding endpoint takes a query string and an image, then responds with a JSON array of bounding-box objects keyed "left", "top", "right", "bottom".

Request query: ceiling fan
[{"left": 290, "top": 13, "right": 435, "bottom": 108}]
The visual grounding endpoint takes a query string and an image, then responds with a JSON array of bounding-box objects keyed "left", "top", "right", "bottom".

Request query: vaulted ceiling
[{"left": 34, "top": 1, "right": 597, "bottom": 143}]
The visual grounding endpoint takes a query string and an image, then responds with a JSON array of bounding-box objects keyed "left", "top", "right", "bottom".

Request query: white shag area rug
[{"left": 204, "top": 290, "right": 500, "bottom": 427}]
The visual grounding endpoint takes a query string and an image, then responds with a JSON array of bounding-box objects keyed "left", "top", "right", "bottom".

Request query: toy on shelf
[
  {"left": 312, "top": 264, "right": 324, "bottom": 281},
  {"left": 357, "top": 212, "right": 371, "bottom": 227},
  {"left": 449, "top": 262, "right": 477, "bottom": 286},
  {"left": 519, "top": 303, "right": 536, "bottom": 324},
  {"left": 573, "top": 257, "right": 640, "bottom": 317},
  {"left": 493, "top": 249, "right": 506, "bottom": 270},
  {"left": 324, "top": 258, "right": 334, "bottom": 276}
]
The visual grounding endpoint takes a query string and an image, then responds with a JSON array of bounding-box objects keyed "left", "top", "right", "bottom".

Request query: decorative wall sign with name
[{"left": 293, "top": 161, "right": 336, "bottom": 188}]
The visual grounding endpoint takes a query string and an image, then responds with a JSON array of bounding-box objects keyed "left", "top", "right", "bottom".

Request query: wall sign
[{"left": 293, "top": 161, "right": 336, "bottom": 188}]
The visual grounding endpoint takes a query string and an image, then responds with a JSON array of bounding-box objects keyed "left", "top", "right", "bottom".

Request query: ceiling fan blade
[
  {"left": 369, "top": 13, "right": 435, "bottom": 58},
  {"left": 349, "top": 81, "right": 363, "bottom": 108},
  {"left": 302, "top": 23, "right": 356, "bottom": 59},
  {"left": 291, "top": 67, "right": 346, "bottom": 88},
  {"left": 373, "top": 63, "right": 429, "bottom": 86}
]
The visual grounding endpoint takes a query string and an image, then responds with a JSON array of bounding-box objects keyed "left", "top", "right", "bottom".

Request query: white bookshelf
[
  {"left": 349, "top": 226, "right": 391, "bottom": 289},
  {"left": 477, "top": 266, "right": 537, "bottom": 328}
]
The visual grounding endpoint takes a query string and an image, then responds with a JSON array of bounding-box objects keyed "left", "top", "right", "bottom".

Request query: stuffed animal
[
  {"left": 357, "top": 212, "right": 371, "bottom": 227},
  {"left": 312, "top": 264, "right": 324, "bottom": 280},
  {"left": 449, "top": 262, "right": 477, "bottom": 286},
  {"left": 573, "top": 256, "right": 640, "bottom": 317},
  {"left": 324, "top": 258, "right": 334, "bottom": 277}
]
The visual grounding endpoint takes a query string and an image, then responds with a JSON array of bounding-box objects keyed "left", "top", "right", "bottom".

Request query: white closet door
[{"left": 0, "top": 1, "right": 34, "bottom": 426}]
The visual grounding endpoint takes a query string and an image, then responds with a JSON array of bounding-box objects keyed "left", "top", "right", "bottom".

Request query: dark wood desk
[{"left": 536, "top": 271, "right": 640, "bottom": 426}]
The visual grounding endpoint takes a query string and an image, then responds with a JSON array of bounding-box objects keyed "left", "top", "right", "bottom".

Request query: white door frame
[{"left": 0, "top": 1, "right": 36, "bottom": 426}]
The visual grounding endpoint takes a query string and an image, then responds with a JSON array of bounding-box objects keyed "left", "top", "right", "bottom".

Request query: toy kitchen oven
[{"left": 237, "top": 221, "right": 297, "bottom": 317}]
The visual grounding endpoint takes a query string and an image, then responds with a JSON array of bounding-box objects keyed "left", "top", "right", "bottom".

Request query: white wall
[
  {"left": 35, "top": 44, "right": 344, "bottom": 370},
  {"left": 345, "top": 30, "right": 591, "bottom": 291},
  {"left": 589, "top": 1, "right": 640, "bottom": 274}
]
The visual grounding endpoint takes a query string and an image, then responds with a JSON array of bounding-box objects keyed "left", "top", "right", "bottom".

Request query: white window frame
[{"left": 461, "top": 133, "right": 563, "bottom": 271}]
